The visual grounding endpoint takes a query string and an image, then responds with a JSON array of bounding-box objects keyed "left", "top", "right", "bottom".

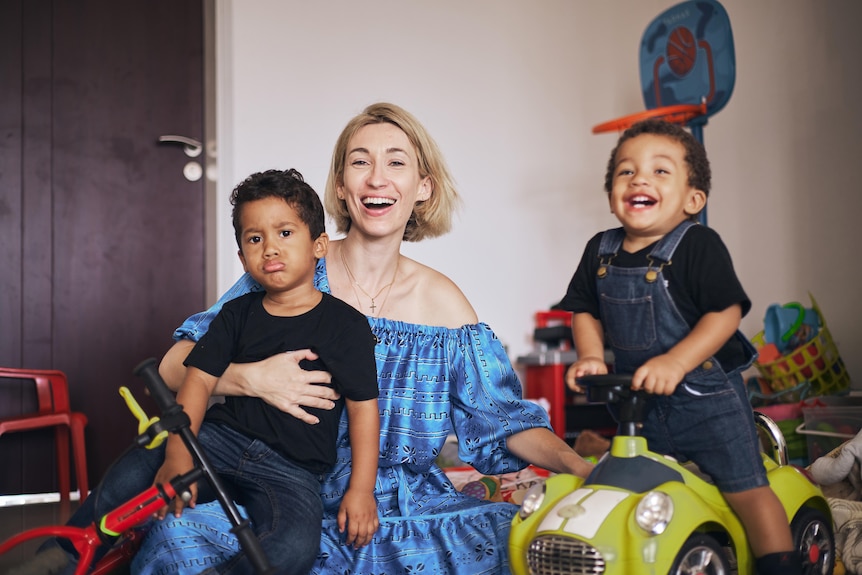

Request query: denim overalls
[{"left": 596, "top": 220, "right": 766, "bottom": 492}]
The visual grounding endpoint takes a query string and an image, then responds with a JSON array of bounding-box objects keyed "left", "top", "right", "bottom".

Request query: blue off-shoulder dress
[{"left": 133, "top": 257, "right": 552, "bottom": 575}]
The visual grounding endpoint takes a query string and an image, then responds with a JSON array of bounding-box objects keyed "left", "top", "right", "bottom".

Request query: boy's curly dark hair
[
  {"left": 603, "top": 119, "right": 711, "bottom": 196},
  {"left": 231, "top": 169, "right": 325, "bottom": 249}
]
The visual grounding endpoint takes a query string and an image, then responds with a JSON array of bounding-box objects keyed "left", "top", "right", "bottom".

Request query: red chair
[{"left": 0, "top": 367, "right": 89, "bottom": 511}]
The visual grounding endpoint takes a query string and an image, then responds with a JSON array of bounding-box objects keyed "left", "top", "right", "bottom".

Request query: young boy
[
  {"left": 559, "top": 120, "right": 802, "bottom": 575},
  {"left": 152, "top": 169, "right": 380, "bottom": 574}
]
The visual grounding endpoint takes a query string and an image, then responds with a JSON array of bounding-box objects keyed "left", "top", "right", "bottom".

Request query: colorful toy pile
[{"left": 750, "top": 293, "right": 851, "bottom": 403}]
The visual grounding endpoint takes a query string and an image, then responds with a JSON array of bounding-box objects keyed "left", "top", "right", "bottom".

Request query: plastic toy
[
  {"left": 0, "top": 358, "right": 274, "bottom": 575},
  {"left": 509, "top": 374, "right": 835, "bottom": 575}
]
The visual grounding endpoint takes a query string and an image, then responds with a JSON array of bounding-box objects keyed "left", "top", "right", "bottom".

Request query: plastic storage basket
[
  {"left": 751, "top": 295, "right": 850, "bottom": 396},
  {"left": 796, "top": 396, "right": 862, "bottom": 462}
]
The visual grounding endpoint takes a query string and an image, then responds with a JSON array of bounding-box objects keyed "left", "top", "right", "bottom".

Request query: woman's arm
[
  {"left": 507, "top": 427, "right": 594, "bottom": 478},
  {"left": 158, "top": 340, "right": 339, "bottom": 425}
]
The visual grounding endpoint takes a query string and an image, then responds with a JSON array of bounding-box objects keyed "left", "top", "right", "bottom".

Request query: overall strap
[
  {"left": 648, "top": 220, "right": 698, "bottom": 263},
  {"left": 598, "top": 227, "right": 626, "bottom": 257}
]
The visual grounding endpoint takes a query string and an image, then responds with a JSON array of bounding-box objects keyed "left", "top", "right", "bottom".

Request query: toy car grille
[{"left": 527, "top": 535, "right": 605, "bottom": 574}]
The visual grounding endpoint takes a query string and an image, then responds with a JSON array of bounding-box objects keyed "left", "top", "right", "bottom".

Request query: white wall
[{"left": 212, "top": 0, "right": 862, "bottom": 387}]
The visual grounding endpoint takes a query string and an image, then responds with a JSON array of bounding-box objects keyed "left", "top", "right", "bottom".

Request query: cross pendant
[{"left": 369, "top": 300, "right": 377, "bottom": 313}]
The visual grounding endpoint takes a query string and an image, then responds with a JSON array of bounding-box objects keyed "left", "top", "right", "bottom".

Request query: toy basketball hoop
[
  {"left": 592, "top": 101, "right": 708, "bottom": 134},
  {"left": 592, "top": 0, "right": 735, "bottom": 138}
]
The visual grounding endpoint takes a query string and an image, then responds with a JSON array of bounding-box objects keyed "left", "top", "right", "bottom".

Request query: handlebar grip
[{"left": 132, "top": 357, "right": 178, "bottom": 413}]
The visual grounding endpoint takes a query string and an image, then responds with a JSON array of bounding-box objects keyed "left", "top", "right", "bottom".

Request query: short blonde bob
[{"left": 324, "top": 102, "right": 460, "bottom": 242}]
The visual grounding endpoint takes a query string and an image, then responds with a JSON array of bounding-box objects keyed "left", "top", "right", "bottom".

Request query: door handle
[{"left": 158, "top": 135, "right": 203, "bottom": 158}]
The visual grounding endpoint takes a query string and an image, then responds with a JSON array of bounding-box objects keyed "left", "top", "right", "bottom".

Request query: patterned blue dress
[{"left": 133, "top": 257, "right": 552, "bottom": 575}]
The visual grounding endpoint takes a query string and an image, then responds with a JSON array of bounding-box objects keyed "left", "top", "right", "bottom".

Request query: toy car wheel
[
  {"left": 669, "top": 534, "right": 731, "bottom": 575},
  {"left": 791, "top": 507, "right": 834, "bottom": 575}
]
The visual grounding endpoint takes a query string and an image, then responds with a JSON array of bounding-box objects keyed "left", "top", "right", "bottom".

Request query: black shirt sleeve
[{"left": 558, "top": 232, "right": 604, "bottom": 318}]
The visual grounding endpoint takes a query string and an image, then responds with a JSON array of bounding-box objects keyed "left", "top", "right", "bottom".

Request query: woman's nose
[{"left": 367, "top": 162, "right": 387, "bottom": 187}]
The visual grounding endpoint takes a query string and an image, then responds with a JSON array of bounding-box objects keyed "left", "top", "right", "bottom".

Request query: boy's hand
[
  {"left": 337, "top": 489, "right": 379, "bottom": 548},
  {"left": 565, "top": 358, "right": 608, "bottom": 392},
  {"left": 153, "top": 454, "right": 197, "bottom": 519},
  {"left": 631, "top": 355, "right": 686, "bottom": 395}
]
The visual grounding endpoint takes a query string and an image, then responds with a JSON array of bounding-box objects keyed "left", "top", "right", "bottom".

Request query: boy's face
[
  {"left": 608, "top": 134, "right": 706, "bottom": 249},
  {"left": 237, "top": 196, "right": 327, "bottom": 294}
]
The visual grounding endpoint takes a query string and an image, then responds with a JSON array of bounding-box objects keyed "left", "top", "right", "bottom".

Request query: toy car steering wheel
[{"left": 576, "top": 374, "right": 648, "bottom": 437}]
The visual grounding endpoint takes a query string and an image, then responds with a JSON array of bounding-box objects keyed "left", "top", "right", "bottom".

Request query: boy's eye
[
  {"left": 655, "top": 168, "right": 669, "bottom": 175},
  {"left": 280, "top": 230, "right": 292, "bottom": 238},
  {"left": 617, "top": 168, "right": 633, "bottom": 176},
  {"left": 247, "top": 235, "right": 261, "bottom": 244}
]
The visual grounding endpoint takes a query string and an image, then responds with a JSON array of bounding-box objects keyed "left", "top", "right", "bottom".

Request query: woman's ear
[
  {"left": 417, "top": 176, "right": 433, "bottom": 202},
  {"left": 685, "top": 188, "right": 707, "bottom": 217}
]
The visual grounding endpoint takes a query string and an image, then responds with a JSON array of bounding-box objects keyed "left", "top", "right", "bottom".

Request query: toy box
[{"left": 798, "top": 396, "right": 862, "bottom": 462}]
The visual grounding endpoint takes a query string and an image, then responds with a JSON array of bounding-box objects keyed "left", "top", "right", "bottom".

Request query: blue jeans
[{"left": 56, "top": 422, "right": 323, "bottom": 575}]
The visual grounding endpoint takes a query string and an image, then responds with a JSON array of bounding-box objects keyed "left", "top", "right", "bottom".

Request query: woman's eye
[
  {"left": 389, "top": 160, "right": 405, "bottom": 167},
  {"left": 350, "top": 159, "right": 369, "bottom": 167}
]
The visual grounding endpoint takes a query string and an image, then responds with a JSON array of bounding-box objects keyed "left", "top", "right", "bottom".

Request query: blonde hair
[{"left": 324, "top": 102, "right": 460, "bottom": 242}]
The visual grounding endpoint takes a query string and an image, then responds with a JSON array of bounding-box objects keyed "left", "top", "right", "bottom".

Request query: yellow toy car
[{"left": 509, "top": 374, "right": 834, "bottom": 575}]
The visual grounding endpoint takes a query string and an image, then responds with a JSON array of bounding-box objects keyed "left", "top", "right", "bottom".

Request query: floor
[{"left": 0, "top": 500, "right": 80, "bottom": 572}]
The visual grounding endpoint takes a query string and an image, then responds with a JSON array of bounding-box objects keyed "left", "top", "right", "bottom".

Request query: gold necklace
[{"left": 340, "top": 247, "right": 399, "bottom": 315}]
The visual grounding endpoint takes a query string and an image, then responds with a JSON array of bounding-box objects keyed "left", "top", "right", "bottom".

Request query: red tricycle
[{"left": 0, "top": 358, "right": 274, "bottom": 575}]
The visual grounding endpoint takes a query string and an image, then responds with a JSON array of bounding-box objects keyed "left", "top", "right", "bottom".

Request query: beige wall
[{"left": 213, "top": 0, "right": 862, "bottom": 387}]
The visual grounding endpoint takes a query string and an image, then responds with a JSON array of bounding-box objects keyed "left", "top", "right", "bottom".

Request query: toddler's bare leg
[{"left": 723, "top": 486, "right": 792, "bottom": 556}]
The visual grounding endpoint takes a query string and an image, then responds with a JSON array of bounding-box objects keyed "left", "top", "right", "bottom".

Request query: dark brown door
[{"left": 0, "top": 0, "right": 207, "bottom": 495}]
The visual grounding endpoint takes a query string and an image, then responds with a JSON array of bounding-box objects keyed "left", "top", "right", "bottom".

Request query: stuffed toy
[
  {"left": 809, "top": 429, "right": 862, "bottom": 501},
  {"left": 809, "top": 429, "right": 862, "bottom": 574}
]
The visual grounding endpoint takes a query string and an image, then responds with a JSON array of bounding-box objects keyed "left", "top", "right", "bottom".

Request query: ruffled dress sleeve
[
  {"left": 172, "top": 272, "right": 264, "bottom": 342},
  {"left": 449, "top": 323, "right": 553, "bottom": 475}
]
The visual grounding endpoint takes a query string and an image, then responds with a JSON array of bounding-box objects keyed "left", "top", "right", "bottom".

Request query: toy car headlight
[
  {"left": 635, "top": 491, "right": 673, "bottom": 535},
  {"left": 518, "top": 483, "right": 546, "bottom": 519}
]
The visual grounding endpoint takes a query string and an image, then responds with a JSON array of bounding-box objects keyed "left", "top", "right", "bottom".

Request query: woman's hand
[
  {"left": 225, "top": 350, "right": 339, "bottom": 424},
  {"left": 160, "top": 342, "right": 340, "bottom": 424}
]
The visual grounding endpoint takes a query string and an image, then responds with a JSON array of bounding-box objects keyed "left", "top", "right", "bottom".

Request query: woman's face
[{"left": 337, "top": 122, "right": 432, "bottom": 239}]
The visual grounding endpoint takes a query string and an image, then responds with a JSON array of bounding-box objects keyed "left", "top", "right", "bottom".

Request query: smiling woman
[{"left": 138, "top": 103, "right": 594, "bottom": 574}]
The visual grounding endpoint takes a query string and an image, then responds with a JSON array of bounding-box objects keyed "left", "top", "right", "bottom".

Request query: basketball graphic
[{"left": 666, "top": 26, "right": 697, "bottom": 77}]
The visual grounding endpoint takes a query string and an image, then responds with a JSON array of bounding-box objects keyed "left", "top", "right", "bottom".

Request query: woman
[{"left": 139, "top": 102, "right": 593, "bottom": 574}]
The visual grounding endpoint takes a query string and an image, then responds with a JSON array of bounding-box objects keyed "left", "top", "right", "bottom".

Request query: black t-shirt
[
  {"left": 185, "top": 291, "right": 378, "bottom": 474},
  {"left": 558, "top": 224, "right": 752, "bottom": 370}
]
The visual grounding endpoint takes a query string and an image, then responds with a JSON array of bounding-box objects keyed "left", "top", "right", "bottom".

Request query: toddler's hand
[
  {"left": 631, "top": 355, "right": 686, "bottom": 395},
  {"left": 153, "top": 455, "right": 197, "bottom": 520},
  {"left": 565, "top": 358, "right": 608, "bottom": 392},
  {"left": 337, "top": 489, "right": 379, "bottom": 548}
]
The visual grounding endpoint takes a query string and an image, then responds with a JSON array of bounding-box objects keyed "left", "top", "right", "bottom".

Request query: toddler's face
[
  {"left": 237, "top": 196, "right": 326, "bottom": 293},
  {"left": 608, "top": 134, "right": 705, "bottom": 250}
]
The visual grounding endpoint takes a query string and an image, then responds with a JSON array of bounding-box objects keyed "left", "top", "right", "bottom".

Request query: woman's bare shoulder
[{"left": 399, "top": 257, "right": 478, "bottom": 328}]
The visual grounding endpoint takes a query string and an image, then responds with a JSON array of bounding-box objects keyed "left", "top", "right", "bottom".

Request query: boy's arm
[
  {"left": 633, "top": 303, "right": 743, "bottom": 395},
  {"left": 338, "top": 398, "right": 380, "bottom": 548},
  {"left": 154, "top": 366, "right": 217, "bottom": 518},
  {"left": 565, "top": 312, "right": 608, "bottom": 391}
]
